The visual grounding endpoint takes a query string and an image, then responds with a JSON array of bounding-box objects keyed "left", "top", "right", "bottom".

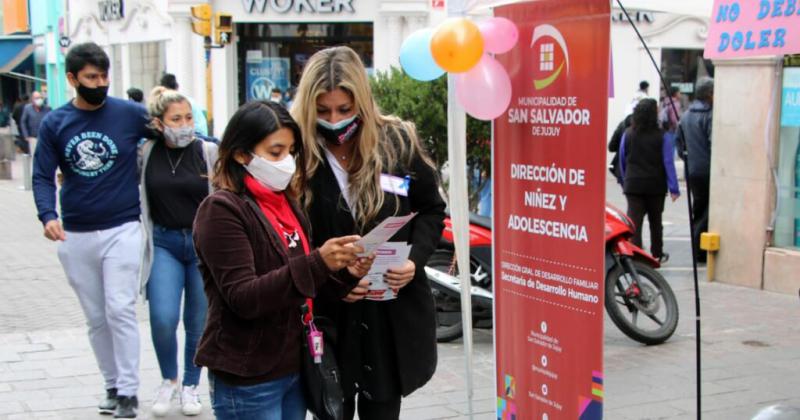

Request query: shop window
[
  {"left": 660, "top": 49, "right": 714, "bottom": 101},
  {"left": 774, "top": 55, "right": 800, "bottom": 248},
  {"left": 235, "top": 22, "right": 373, "bottom": 105},
  {"left": 129, "top": 42, "right": 166, "bottom": 99}
]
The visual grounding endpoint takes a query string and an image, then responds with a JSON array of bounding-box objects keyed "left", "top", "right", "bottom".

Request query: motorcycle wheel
[
  {"left": 428, "top": 250, "right": 466, "bottom": 343},
  {"left": 605, "top": 260, "right": 679, "bottom": 345}
]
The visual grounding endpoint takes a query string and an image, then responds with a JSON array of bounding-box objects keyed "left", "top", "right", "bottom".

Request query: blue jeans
[
  {"left": 147, "top": 225, "right": 208, "bottom": 386},
  {"left": 209, "top": 373, "right": 306, "bottom": 420}
]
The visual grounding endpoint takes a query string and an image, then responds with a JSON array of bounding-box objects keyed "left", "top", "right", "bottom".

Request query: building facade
[
  {"left": 709, "top": 55, "right": 800, "bottom": 295},
  {"left": 167, "top": 0, "right": 438, "bottom": 136},
  {"left": 66, "top": 0, "right": 172, "bottom": 104},
  {"left": 608, "top": 7, "right": 712, "bottom": 138}
]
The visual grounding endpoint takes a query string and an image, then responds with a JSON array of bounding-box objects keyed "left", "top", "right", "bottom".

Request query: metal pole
[
  {"left": 616, "top": 2, "right": 702, "bottom": 418},
  {"left": 205, "top": 38, "right": 214, "bottom": 136}
]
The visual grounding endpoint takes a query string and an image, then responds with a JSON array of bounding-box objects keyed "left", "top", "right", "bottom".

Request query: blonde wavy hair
[
  {"left": 290, "top": 46, "right": 433, "bottom": 230},
  {"left": 147, "top": 86, "right": 190, "bottom": 119}
]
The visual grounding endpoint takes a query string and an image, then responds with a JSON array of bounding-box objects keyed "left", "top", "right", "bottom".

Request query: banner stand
[{"left": 616, "top": 2, "right": 704, "bottom": 418}]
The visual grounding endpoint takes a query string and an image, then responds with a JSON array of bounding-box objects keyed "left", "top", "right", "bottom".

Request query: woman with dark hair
[
  {"left": 619, "top": 98, "right": 681, "bottom": 263},
  {"left": 192, "top": 100, "right": 372, "bottom": 418}
]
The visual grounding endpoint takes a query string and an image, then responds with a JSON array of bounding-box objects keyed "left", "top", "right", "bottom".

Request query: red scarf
[{"left": 244, "top": 175, "right": 310, "bottom": 255}]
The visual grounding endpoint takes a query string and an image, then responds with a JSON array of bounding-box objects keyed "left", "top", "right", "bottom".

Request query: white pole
[
  {"left": 448, "top": 73, "right": 475, "bottom": 419},
  {"left": 446, "top": 1, "right": 475, "bottom": 417}
]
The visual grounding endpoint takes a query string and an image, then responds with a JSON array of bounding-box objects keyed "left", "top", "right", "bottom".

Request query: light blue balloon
[{"left": 400, "top": 28, "right": 446, "bottom": 82}]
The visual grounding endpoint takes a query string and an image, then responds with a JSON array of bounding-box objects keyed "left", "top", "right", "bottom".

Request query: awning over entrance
[{"left": 0, "top": 36, "right": 34, "bottom": 73}]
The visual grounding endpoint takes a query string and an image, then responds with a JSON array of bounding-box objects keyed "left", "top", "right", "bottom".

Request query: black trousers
[
  {"left": 14, "top": 136, "right": 30, "bottom": 154},
  {"left": 625, "top": 193, "right": 666, "bottom": 258},
  {"left": 343, "top": 393, "right": 401, "bottom": 420},
  {"left": 688, "top": 174, "right": 710, "bottom": 262}
]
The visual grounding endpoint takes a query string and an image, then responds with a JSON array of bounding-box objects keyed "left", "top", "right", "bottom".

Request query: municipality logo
[{"left": 531, "top": 24, "right": 570, "bottom": 90}]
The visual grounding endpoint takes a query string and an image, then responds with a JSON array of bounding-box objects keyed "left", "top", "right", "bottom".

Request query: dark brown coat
[{"left": 192, "top": 190, "right": 358, "bottom": 382}]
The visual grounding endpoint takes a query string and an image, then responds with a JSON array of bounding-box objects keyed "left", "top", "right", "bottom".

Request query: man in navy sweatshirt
[{"left": 32, "top": 42, "right": 150, "bottom": 419}]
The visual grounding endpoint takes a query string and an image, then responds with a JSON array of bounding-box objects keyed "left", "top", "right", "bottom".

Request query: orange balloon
[{"left": 430, "top": 18, "right": 484, "bottom": 73}]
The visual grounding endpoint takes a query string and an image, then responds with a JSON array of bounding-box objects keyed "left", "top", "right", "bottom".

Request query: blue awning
[{"left": 0, "top": 36, "right": 34, "bottom": 73}]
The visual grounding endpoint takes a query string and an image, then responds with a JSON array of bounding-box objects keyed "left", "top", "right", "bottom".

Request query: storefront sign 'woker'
[{"left": 242, "top": 0, "right": 355, "bottom": 14}]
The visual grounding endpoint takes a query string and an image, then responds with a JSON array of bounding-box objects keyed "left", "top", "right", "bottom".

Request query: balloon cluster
[{"left": 399, "top": 17, "right": 519, "bottom": 121}]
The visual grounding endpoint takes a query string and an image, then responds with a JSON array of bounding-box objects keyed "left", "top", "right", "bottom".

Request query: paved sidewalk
[{"left": 1, "top": 159, "right": 799, "bottom": 419}]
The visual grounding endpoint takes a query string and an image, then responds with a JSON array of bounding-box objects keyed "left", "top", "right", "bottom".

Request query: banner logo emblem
[{"left": 532, "top": 24, "right": 570, "bottom": 90}]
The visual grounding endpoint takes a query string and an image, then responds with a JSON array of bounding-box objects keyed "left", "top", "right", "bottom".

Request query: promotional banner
[
  {"left": 705, "top": 0, "right": 800, "bottom": 60},
  {"left": 245, "top": 51, "right": 291, "bottom": 101},
  {"left": 493, "top": 1, "right": 609, "bottom": 419}
]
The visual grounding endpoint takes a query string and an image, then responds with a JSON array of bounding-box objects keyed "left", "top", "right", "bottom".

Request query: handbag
[{"left": 301, "top": 299, "right": 344, "bottom": 420}]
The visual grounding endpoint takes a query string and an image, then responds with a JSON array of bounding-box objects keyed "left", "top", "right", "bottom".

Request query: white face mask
[
  {"left": 33, "top": 98, "right": 44, "bottom": 107},
  {"left": 244, "top": 153, "right": 296, "bottom": 192},
  {"left": 163, "top": 125, "right": 195, "bottom": 148}
]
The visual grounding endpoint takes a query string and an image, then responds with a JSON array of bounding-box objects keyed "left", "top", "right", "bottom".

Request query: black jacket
[
  {"left": 676, "top": 100, "right": 713, "bottom": 177},
  {"left": 622, "top": 127, "right": 668, "bottom": 196},
  {"left": 307, "top": 133, "right": 446, "bottom": 400}
]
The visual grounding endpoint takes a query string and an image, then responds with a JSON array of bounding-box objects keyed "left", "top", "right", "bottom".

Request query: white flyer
[
  {"left": 365, "top": 242, "right": 412, "bottom": 302},
  {"left": 355, "top": 213, "right": 416, "bottom": 256}
]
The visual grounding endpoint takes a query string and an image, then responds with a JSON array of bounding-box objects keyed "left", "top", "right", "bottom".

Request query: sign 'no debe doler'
[{"left": 705, "top": 0, "right": 800, "bottom": 59}]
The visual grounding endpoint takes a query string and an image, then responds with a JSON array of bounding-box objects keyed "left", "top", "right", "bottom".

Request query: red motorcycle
[{"left": 426, "top": 205, "right": 679, "bottom": 345}]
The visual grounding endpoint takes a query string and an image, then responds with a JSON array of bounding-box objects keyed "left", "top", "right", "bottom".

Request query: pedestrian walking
[
  {"left": 608, "top": 112, "right": 634, "bottom": 185},
  {"left": 11, "top": 95, "right": 27, "bottom": 152},
  {"left": 20, "top": 91, "right": 51, "bottom": 155},
  {"left": 270, "top": 87, "right": 286, "bottom": 106},
  {"left": 0, "top": 100, "right": 10, "bottom": 127},
  {"left": 676, "top": 77, "right": 714, "bottom": 263},
  {"left": 140, "top": 87, "right": 217, "bottom": 417},
  {"left": 32, "top": 42, "right": 151, "bottom": 418},
  {"left": 660, "top": 87, "right": 683, "bottom": 151},
  {"left": 623, "top": 80, "right": 651, "bottom": 120},
  {"left": 192, "top": 100, "right": 370, "bottom": 419},
  {"left": 619, "top": 98, "right": 680, "bottom": 264},
  {"left": 127, "top": 87, "right": 144, "bottom": 104},
  {"left": 291, "top": 46, "right": 446, "bottom": 420}
]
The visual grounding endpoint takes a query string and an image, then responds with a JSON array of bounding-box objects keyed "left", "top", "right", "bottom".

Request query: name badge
[{"left": 380, "top": 174, "right": 410, "bottom": 197}]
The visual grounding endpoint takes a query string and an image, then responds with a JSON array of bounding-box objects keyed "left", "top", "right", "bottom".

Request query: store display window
[
  {"left": 774, "top": 55, "right": 800, "bottom": 248},
  {"left": 235, "top": 22, "right": 373, "bottom": 105}
]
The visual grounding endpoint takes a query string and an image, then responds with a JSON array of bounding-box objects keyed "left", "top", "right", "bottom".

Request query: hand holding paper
[
  {"left": 364, "top": 242, "right": 412, "bottom": 301},
  {"left": 383, "top": 260, "right": 416, "bottom": 289},
  {"left": 355, "top": 213, "right": 416, "bottom": 256}
]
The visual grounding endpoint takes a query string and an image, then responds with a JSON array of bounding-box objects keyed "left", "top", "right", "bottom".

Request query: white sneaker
[
  {"left": 181, "top": 385, "right": 203, "bottom": 416},
  {"left": 151, "top": 379, "right": 177, "bottom": 417}
]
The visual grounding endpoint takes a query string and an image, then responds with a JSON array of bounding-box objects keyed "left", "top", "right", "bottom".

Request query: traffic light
[
  {"left": 190, "top": 4, "right": 212, "bottom": 37},
  {"left": 215, "top": 13, "right": 233, "bottom": 45}
]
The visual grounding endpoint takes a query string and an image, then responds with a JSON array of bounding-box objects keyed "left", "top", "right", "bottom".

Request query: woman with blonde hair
[
  {"left": 140, "top": 86, "right": 217, "bottom": 417},
  {"left": 291, "top": 46, "right": 446, "bottom": 419}
]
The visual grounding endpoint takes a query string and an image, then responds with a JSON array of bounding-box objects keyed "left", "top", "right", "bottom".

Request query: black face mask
[
  {"left": 316, "top": 116, "right": 362, "bottom": 145},
  {"left": 77, "top": 84, "right": 109, "bottom": 106}
]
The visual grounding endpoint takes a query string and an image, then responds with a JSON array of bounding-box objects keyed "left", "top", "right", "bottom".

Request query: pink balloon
[
  {"left": 478, "top": 17, "right": 519, "bottom": 54},
  {"left": 456, "top": 54, "right": 512, "bottom": 121}
]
